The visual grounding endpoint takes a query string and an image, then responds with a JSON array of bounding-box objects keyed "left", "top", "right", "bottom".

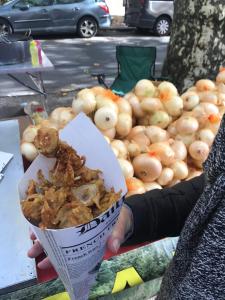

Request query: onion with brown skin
[{"left": 132, "top": 153, "right": 162, "bottom": 182}]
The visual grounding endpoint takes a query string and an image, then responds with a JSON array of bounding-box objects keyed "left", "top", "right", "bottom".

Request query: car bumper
[{"left": 98, "top": 15, "right": 111, "bottom": 29}]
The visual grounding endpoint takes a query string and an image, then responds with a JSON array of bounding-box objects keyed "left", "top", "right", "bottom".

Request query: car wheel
[
  {"left": 77, "top": 17, "right": 98, "bottom": 38},
  {"left": 154, "top": 16, "right": 171, "bottom": 36},
  {"left": 0, "top": 19, "right": 12, "bottom": 37}
]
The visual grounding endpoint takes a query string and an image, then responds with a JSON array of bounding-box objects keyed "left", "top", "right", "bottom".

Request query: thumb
[{"left": 107, "top": 205, "right": 133, "bottom": 253}]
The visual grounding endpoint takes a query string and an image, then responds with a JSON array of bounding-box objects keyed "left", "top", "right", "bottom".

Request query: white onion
[
  {"left": 167, "top": 121, "right": 178, "bottom": 138},
  {"left": 58, "top": 108, "right": 75, "bottom": 128},
  {"left": 127, "top": 142, "right": 141, "bottom": 157},
  {"left": 140, "top": 97, "right": 163, "bottom": 113},
  {"left": 111, "top": 140, "right": 128, "bottom": 158},
  {"left": 95, "top": 96, "right": 118, "bottom": 113},
  {"left": 198, "top": 91, "right": 218, "bottom": 105},
  {"left": 111, "top": 146, "right": 119, "bottom": 158},
  {"left": 181, "top": 91, "right": 200, "bottom": 110},
  {"left": 157, "top": 168, "right": 174, "bottom": 186},
  {"left": 170, "top": 160, "right": 189, "bottom": 180},
  {"left": 130, "top": 132, "right": 150, "bottom": 152},
  {"left": 197, "top": 129, "right": 215, "bottom": 147},
  {"left": 117, "top": 98, "right": 132, "bottom": 115},
  {"left": 126, "top": 93, "right": 145, "bottom": 118},
  {"left": 118, "top": 158, "right": 134, "bottom": 179},
  {"left": 116, "top": 113, "right": 132, "bottom": 137},
  {"left": 94, "top": 107, "right": 118, "bottom": 130},
  {"left": 72, "top": 99, "right": 84, "bottom": 115},
  {"left": 133, "top": 154, "right": 162, "bottom": 182},
  {"left": 126, "top": 177, "right": 146, "bottom": 196},
  {"left": 22, "top": 125, "right": 38, "bottom": 143},
  {"left": 144, "top": 182, "right": 162, "bottom": 191},
  {"left": 149, "top": 111, "right": 171, "bottom": 129},
  {"left": 149, "top": 142, "right": 175, "bottom": 166},
  {"left": 127, "top": 126, "right": 145, "bottom": 140},
  {"left": 100, "top": 127, "right": 116, "bottom": 140},
  {"left": 189, "top": 141, "right": 209, "bottom": 161},
  {"left": 195, "top": 79, "right": 215, "bottom": 92},
  {"left": 145, "top": 126, "right": 169, "bottom": 143},
  {"left": 176, "top": 116, "right": 199, "bottom": 135},
  {"left": 175, "top": 133, "right": 196, "bottom": 147},
  {"left": 134, "top": 79, "right": 156, "bottom": 98},
  {"left": 20, "top": 142, "right": 38, "bottom": 161},
  {"left": 162, "top": 96, "right": 183, "bottom": 117},
  {"left": 157, "top": 81, "right": 178, "bottom": 101},
  {"left": 169, "top": 139, "right": 187, "bottom": 160}
]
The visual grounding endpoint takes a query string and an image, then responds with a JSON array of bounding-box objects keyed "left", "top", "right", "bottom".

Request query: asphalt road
[{"left": 0, "top": 30, "right": 169, "bottom": 118}]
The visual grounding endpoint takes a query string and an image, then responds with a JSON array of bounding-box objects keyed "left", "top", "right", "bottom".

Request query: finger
[
  {"left": 30, "top": 232, "right": 36, "bottom": 241},
  {"left": 27, "top": 240, "right": 43, "bottom": 258},
  {"left": 107, "top": 206, "right": 131, "bottom": 253},
  {"left": 37, "top": 257, "right": 52, "bottom": 270}
]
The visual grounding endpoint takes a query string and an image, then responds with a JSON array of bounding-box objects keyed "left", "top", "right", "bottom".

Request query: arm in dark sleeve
[{"left": 124, "top": 173, "right": 205, "bottom": 245}]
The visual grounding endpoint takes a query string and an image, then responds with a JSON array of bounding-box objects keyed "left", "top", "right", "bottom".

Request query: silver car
[
  {"left": 124, "top": 0, "right": 173, "bottom": 36},
  {"left": 0, "top": 0, "right": 111, "bottom": 38}
]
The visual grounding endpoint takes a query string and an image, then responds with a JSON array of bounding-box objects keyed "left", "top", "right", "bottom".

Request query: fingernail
[{"left": 112, "top": 239, "right": 120, "bottom": 253}]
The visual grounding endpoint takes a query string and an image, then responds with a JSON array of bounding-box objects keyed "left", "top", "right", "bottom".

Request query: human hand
[
  {"left": 107, "top": 205, "right": 133, "bottom": 254},
  {"left": 27, "top": 231, "right": 52, "bottom": 270}
]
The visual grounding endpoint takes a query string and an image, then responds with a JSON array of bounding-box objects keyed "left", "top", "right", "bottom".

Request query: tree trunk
[{"left": 163, "top": 0, "right": 225, "bottom": 93}]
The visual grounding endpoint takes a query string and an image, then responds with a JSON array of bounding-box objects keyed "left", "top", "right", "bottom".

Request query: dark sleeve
[{"left": 124, "top": 173, "right": 205, "bottom": 245}]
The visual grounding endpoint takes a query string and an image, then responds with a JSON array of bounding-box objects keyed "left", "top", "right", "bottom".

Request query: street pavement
[{"left": 0, "top": 30, "right": 169, "bottom": 118}]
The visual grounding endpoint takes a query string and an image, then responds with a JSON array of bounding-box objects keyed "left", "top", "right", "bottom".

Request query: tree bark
[{"left": 163, "top": 0, "right": 225, "bottom": 93}]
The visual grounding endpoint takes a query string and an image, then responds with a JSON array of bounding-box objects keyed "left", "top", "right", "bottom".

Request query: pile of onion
[{"left": 21, "top": 71, "right": 225, "bottom": 197}]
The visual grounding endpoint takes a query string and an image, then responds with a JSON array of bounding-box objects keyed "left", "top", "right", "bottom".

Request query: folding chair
[{"left": 94, "top": 45, "right": 157, "bottom": 96}]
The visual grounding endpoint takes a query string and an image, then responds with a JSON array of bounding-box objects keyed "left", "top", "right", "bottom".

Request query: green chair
[{"left": 94, "top": 45, "right": 157, "bottom": 96}]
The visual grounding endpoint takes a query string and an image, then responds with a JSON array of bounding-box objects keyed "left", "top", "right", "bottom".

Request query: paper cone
[{"left": 19, "top": 113, "right": 127, "bottom": 300}]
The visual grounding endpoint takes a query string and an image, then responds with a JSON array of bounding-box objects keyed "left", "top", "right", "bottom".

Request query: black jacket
[{"left": 124, "top": 174, "right": 205, "bottom": 244}]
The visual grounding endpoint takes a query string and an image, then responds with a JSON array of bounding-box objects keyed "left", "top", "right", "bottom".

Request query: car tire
[
  {"left": 0, "top": 19, "right": 12, "bottom": 37},
  {"left": 154, "top": 16, "right": 171, "bottom": 36},
  {"left": 77, "top": 17, "right": 98, "bottom": 38}
]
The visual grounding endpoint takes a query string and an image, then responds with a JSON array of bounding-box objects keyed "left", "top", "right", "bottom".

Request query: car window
[
  {"left": 55, "top": 0, "right": 84, "bottom": 4},
  {"left": 14, "top": 0, "right": 52, "bottom": 7}
]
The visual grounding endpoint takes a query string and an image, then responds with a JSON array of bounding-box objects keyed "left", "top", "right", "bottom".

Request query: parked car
[
  {"left": 124, "top": 0, "right": 173, "bottom": 36},
  {"left": 0, "top": 0, "right": 111, "bottom": 38}
]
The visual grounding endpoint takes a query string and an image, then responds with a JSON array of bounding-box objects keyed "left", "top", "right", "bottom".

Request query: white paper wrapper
[{"left": 19, "top": 113, "right": 127, "bottom": 300}]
